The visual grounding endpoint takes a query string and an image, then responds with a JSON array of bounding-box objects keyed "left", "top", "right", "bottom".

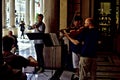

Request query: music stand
[
  {"left": 26, "top": 33, "right": 49, "bottom": 79},
  {"left": 26, "top": 33, "right": 59, "bottom": 46},
  {"left": 26, "top": 33, "right": 44, "bottom": 40},
  {"left": 26, "top": 33, "right": 54, "bottom": 47},
  {"left": 43, "top": 33, "right": 54, "bottom": 47},
  {"left": 26, "top": 33, "right": 60, "bottom": 79}
]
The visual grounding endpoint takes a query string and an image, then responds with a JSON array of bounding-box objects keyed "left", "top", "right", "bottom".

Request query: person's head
[
  {"left": 37, "top": 14, "right": 44, "bottom": 23},
  {"left": 73, "top": 16, "right": 83, "bottom": 27},
  {"left": 8, "top": 30, "right": 13, "bottom": 36},
  {"left": 2, "top": 35, "right": 15, "bottom": 51},
  {"left": 21, "top": 21, "right": 24, "bottom": 23},
  {"left": 84, "top": 18, "right": 94, "bottom": 28}
]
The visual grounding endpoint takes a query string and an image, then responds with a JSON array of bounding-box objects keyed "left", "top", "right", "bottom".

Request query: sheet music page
[{"left": 49, "top": 33, "right": 60, "bottom": 46}]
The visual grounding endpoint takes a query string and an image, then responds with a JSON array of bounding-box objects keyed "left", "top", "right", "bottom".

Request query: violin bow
[{"left": 69, "top": 11, "right": 78, "bottom": 28}]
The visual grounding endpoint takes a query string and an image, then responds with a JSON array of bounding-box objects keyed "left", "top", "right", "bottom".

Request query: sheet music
[{"left": 49, "top": 33, "right": 60, "bottom": 46}]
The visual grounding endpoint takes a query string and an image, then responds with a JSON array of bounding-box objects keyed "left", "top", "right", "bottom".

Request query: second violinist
[
  {"left": 60, "top": 16, "right": 84, "bottom": 38},
  {"left": 69, "top": 16, "right": 84, "bottom": 38},
  {"left": 63, "top": 15, "right": 83, "bottom": 79}
]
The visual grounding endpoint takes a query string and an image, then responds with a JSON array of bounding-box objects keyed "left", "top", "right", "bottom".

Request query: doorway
[{"left": 94, "top": 0, "right": 116, "bottom": 51}]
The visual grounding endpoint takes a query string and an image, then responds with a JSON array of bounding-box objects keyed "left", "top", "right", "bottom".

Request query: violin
[
  {"left": 69, "top": 26, "right": 84, "bottom": 38},
  {"left": 59, "top": 11, "right": 84, "bottom": 38},
  {"left": 59, "top": 26, "right": 84, "bottom": 38},
  {"left": 59, "top": 27, "right": 79, "bottom": 33},
  {"left": 35, "top": 22, "right": 42, "bottom": 28}
]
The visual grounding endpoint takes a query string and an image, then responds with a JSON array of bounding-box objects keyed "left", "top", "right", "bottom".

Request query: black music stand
[
  {"left": 26, "top": 33, "right": 60, "bottom": 76},
  {"left": 26, "top": 33, "right": 59, "bottom": 47},
  {"left": 26, "top": 33, "right": 54, "bottom": 47},
  {"left": 26, "top": 33, "right": 44, "bottom": 40},
  {"left": 43, "top": 33, "right": 54, "bottom": 47},
  {"left": 44, "top": 33, "right": 60, "bottom": 46},
  {"left": 26, "top": 33, "right": 50, "bottom": 79}
]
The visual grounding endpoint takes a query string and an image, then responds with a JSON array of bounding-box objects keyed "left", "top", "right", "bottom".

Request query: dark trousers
[
  {"left": 35, "top": 44, "right": 44, "bottom": 68},
  {"left": 21, "top": 30, "right": 25, "bottom": 38}
]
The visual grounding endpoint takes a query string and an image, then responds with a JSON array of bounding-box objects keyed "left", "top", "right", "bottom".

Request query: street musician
[
  {"left": 31, "top": 14, "right": 46, "bottom": 73},
  {"left": 60, "top": 15, "right": 83, "bottom": 79}
]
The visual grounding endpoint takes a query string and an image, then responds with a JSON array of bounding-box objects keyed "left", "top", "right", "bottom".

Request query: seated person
[
  {"left": 8, "top": 30, "right": 18, "bottom": 54},
  {"left": 0, "top": 61, "right": 27, "bottom": 80},
  {"left": 0, "top": 50, "right": 27, "bottom": 80},
  {"left": 2, "top": 35, "right": 38, "bottom": 70}
]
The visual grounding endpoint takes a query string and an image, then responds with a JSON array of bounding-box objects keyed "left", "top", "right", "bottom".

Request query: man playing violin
[
  {"left": 64, "top": 18, "right": 99, "bottom": 80},
  {"left": 61, "top": 15, "right": 83, "bottom": 79},
  {"left": 69, "top": 16, "right": 83, "bottom": 78},
  {"left": 31, "top": 14, "right": 46, "bottom": 73}
]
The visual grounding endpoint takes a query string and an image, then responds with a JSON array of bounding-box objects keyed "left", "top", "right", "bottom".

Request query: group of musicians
[
  {"left": 31, "top": 13, "right": 99, "bottom": 80},
  {"left": 1, "top": 13, "right": 98, "bottom": 80}
]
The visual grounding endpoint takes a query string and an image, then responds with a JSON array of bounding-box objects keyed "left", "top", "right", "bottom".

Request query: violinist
[
  {"left": 62, "top": 15, "right": 83, "bottom": 78},
  {"left": 31, "top": 14, "right": 46, "bottom": 73},
  {"left": 60, "top": 16, "right": 84, "bottom": 38},
  {"left": 64, "top": 18, "right": 99, "bottom": 80}
]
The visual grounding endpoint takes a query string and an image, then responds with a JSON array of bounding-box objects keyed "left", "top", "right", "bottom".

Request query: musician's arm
[
  {"left": 31, "top": 24, "right": 41, "bottom": 32},
  {"left": 64, "top": 31, "right": 80, "bottom": 45},
  {"left": 30, "top": 24, "right": 36, "bottom": 29},
  {"left": 36, "top": 23, "right": 45, "bottom": 33}
]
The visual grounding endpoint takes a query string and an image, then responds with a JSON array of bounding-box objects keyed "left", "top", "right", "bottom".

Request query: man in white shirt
[{"left": 31, "top": 14, "right": 46, "bottom": 73}]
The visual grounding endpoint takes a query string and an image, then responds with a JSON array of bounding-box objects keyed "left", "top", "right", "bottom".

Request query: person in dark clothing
[
  {"left": 31, "top": 14, "right": 46, "bottom": 73},
  {"left": 2, "top": 35, "right": 38, "bottom": 70},
  {"left": 69, "top": 16, "right": 83, "bottom": 76},
  {"left": 8, "top": 30, "right": 18, "bottom": 53},
  {"left": 1, "top": 36, "right": 27, "bottom": 80},
  {"left": 20, "top": 21, "right": 25, "bottom": 39},
  {"left": 0, "top": 61, "right": 27, "bottom": 80},
  {"left": 59, "top": 16, "right": 84, "bottom": 80},
  {"left": 64, "top": 18, "right": 99, "bottom": 80}
]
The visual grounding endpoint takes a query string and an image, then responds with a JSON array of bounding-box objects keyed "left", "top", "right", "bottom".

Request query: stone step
[
  {"left": 87, "top": 72, "right": 120, "bottom": 80},
  {"left": 96, "top": 72, "right": 120, "bottom": 77},
  {"left": 97, "top": 66, "right": 120, "bottom": 72}
]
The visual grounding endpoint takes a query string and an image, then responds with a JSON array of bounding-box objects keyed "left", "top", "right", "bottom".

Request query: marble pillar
[
  {"left": 9, "top": 0, "right": 15, "bottom": 27},
  {"left": 30, "top": 0, "right": 35, "bottom": 25},
  {"left": 43, "top": 0, "right": 59, "bottom": 33},
  {"left": 2, "top": 0, "right": 6, "bottom": 28},
  {"left": 25, "top": 0, "right": 30, "bottom": 26},
  {"left": 60, "top": 0, "right": 67, "bottom": 30}
]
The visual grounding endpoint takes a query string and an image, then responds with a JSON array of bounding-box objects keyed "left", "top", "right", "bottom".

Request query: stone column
[
  {"left": 81, "top": 0, "right": 94, "bottom": 19},
  {"left": 39, "top": 0, "right": 43, "bottom": 14},
  {"left": 43, "top": 0, "right": 59, "bottom": 33},
  {"left": 60, "top": 0, "right": 69, "bottom": 50},
  {"left": 30, "top": 0, "right": 35, "bottom": 25},
  {"left": 9, "top": 0, "right": 15, "bottom": 27},
  {"left": 25, "top": 0, "right": 30, "bottom": 26},
  {"left": 43, "top": 0, "right": 61, "bottom": 68},
  {"left": 43, "top": 0, "right": 50, "bottom": 33},
  {"left": 2, "top": 0, "right": 6, "bottom": 28},
  {"left": 60, "top": 0, "right": 67, "bottom": 30}
]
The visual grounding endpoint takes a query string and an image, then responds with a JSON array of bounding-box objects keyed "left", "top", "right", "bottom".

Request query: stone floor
[{"left": 17, "top": 35, "right": 120, "bottom": 80}]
